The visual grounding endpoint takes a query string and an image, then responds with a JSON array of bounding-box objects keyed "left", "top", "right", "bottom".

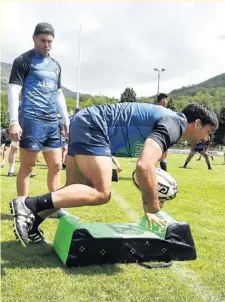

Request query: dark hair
[
  {"left": 33, "top": 22, "right": 55, "bottom": 37},
  {"left": 157, "top": 93, "right": 168, "bottom": 103},
  {"left": 182, "top": 103, "right": 218, "bottom": 128}
]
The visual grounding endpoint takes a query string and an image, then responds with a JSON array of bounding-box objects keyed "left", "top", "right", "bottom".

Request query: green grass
[{"left": 1, "top": 154, "right": 225, "bottom": 302}]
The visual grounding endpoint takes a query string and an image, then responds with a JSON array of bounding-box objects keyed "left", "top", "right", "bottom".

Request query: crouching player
[{"left": 10, "top": 102, "right": 218, "bottom": 246}]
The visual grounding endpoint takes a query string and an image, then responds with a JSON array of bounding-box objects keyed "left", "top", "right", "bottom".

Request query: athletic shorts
[
  {"left": 1, "top": 138, "right": 11, "bottom": 148},
  {"left": 68, "top": 110, "right": 111, "bottom": 157},
  {"left": 11, "top": 141, "right": 19, "bottom": 148},
  {"left": 19, "top": 116, "right": 64, "bottom": 152},
  {"left": 194, "top": 147, "right": 205, "bottom": 153},
  {"left": 194, "top": 143, "right": 206, "bottom": 153}
]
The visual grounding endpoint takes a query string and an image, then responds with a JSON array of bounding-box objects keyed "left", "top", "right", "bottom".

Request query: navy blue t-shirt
[
  {"left": 70, "top": 103, "right": 187, "bottom": 157},
  {"left": 9, "top": 49, "right": 61, "bottom": 122}
]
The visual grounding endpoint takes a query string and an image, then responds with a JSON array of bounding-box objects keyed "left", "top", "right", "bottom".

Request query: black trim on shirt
[
  {"left": 148, "top": 115, "right": 187, "bottom": 152},
  {"left": 9, "top": 50, "right": 33, "bottom": 86}
]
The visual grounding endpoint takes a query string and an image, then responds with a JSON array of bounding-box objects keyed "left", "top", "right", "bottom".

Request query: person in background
[
  {"left": 181, "top": 140, "right": 213, "bottom": 170},
  {"left": 156, "top": 93, "right": 169, "bottom": 171}
]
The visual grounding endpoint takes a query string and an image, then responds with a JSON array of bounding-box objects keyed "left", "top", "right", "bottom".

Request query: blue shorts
[
  {"left": 194, "top": 148, "right": 204, "bottom": 153},
  {"left": 68, "top": 110, "right": 111, "bottom": 157},
  {"left": 19, "top": 116, "right": 63, "bottom": 151}
]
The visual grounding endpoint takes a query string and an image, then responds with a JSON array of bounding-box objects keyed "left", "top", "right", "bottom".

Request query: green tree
[
  {"left": 0, "top": 93, "right": 9, "bottom": 128},
  {"left": 120, "top": 87, "right": 137, "bottom": 103},
  {"left": 214, "top": 106, "right": 225, "bottom": 145},
  {"left": 219, "top": 106, "right": 225, "bottom": 124},
  {"left": 167, "top": 98, "right": 177, "bottom": 111}
]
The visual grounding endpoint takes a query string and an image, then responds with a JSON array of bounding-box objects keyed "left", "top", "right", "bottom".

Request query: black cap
[
  {"left": 157, "top": 93, "right": 168, "bottom": 103},
  {"left": 33, "top": 22, "right": 55, "bottom": 37}
]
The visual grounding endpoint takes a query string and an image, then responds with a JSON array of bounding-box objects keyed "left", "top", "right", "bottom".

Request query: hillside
[
  {"left": 2, "top": 62, "right": 225, "bottom": 100},
  {"left": 169, "top": 73, "right": 225, "bottom": 98},
  {"left": 0, "top": 62, "right": 91, "bottom": 99}
]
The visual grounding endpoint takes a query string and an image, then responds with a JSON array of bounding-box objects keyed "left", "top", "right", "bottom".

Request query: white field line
[{"left": 111, "top": 188, "right": 223, "bottom": 302}]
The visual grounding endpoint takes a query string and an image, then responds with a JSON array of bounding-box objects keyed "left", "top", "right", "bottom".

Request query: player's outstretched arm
[{"left": 136, "top": 138, "right": 162, "bottom": 213}]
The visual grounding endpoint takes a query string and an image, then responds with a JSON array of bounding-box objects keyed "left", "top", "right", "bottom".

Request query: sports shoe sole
[{"left": 9, "top": 200, "right": 27, "bottom": 247}]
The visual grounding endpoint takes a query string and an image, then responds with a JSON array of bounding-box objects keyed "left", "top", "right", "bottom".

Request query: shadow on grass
[
  {"left": 1, "top": 213, "right": 13, "bottom": 221},
  {"left": 35, "top": 164, "right": 47, "bottom": 167},
  {"left": 1, "top": 174, "right": 11, "bottom": 177},
  {"left": 178, "top": 167, "right": 192, "bottom": 169},
  {"left": 1, "top": 241, "right": 123, "bottom": 276},
  {"left": 119, "top": 176, "right": 132, "bottom": 181}
]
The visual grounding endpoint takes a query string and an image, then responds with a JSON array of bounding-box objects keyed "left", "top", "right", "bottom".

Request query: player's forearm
[
  {"left": 112, "top": 156, "right": 121, "bottom": 169},
  {"left": 136, "top": 162, "right": 160, "bottom": 213},
  {"left": 8, "top": 84, "right": 22, "bottom": 125},
  {"left": 55, "top": 89, "right": 70, "bottom": 125}
]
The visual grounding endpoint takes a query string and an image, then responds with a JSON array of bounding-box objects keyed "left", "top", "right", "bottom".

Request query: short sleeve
[
  {"left": 9, "top": 56, "right": 30, "bottom": 86},
  {"left": 148, "top": 115, "right": 187, "bottom": 152}
]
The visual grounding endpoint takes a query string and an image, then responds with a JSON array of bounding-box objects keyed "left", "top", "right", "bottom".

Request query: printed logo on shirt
[
  {"left": 134, "top": 142, "right": 143, "bottom": 157},
  {"left": 38, "top": 81, "right": 56, "bottom": 90}
]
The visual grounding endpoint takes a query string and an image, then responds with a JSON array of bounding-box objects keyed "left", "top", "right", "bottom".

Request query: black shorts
[
  {"left": 194, "top": 148, "right": 204, "bottom": 153},
  {"left": 1, "top": 138, "right": 11, "bottom": 148}
]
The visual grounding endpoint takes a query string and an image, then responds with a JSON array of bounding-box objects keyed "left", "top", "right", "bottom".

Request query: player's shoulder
[{"left": 13, "top": 49, "right": 34, "bottom": 65}]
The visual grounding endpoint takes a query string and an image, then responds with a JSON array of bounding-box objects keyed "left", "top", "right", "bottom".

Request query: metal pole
[
  {"left": 157, "top": 70, "right": 160, "bottom": 95},
  {"left": 76, "top": 24, "right": 82, "bottom": 110},
  {"left": 154, "top": 68, "right": 165, "bottom": 95}
]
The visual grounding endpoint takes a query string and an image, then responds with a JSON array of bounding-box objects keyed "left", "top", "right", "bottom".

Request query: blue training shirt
[
  {"left": 9, "top": 49, "right": 61, "bottom": 122},
  {"left": 71, "top": 103, "right": 187, "bottom": 157}
]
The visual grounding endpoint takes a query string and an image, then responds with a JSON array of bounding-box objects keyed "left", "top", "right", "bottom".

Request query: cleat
[
  {"left": 10, "top": 197, "right": 35, "bottom": 247},
  {"left": 112, "top": 168, "right": 119, "bottom": 182},
  {"left": 8, "top": 171, "right": 17, "bottom": 177},
  {"left": 28, "top": 227, "right": 50, "bottom": 244},
  {"left": 29, "top": 172, "right": 36, "bottom": 178}
]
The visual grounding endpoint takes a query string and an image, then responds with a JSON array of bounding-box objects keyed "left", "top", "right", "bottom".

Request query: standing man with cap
[
  {"left": 8, "top": 22, "right": 70, "bottom": 243},
  {"left": 156, "top": 93, "right": 169, "bottom": 171}
]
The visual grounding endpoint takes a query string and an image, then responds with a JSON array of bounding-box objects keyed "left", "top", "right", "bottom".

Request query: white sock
[{"left": 9, "top": 163, "right": 15, "bottom": 173}]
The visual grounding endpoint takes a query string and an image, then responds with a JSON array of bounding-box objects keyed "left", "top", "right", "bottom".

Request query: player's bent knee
[
  {"left": 11, "top": 145, "right": 19, "bottom": 153},
  {"left": 49, "top": 162, "right": 62, "bottom": 173},
  {"left": 19, "top": 166, "right": 33, "bottom": 176},
  {"left": 98, "top": 192, "right": 111, "bottom": 205},
  {"left": 20, "top": 160, "right": 36, "bottom": 170}
]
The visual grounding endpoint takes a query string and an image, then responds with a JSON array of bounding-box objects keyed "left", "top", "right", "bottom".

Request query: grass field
[{"left": 1, "top": 154, "right": 225, "bottom": 302}]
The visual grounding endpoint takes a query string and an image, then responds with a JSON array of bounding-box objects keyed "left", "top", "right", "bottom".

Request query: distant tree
[
  {"left": 219, "top": 106, "right": 225, "bottom": 124},
  {"left": 79, "top": 94, "right": 90, "bottom": 103},
  {"left": 214, "top": 106, "right": 225, "bottom": 145},
  {"left": 0, "top": 94, "right": 9, "bottom": 128},
  {"left": 65, "top": 97, "right": 76, "bottom": 112},
  {"left": 167, "top": 98, "right": 177, "bottom": 111},
  {"left": 120, "top": 87, "right": 137, "bottom": 103}
]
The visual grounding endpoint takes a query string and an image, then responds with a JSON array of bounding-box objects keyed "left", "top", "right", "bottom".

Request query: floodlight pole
[
  {"left": 154, "top": 68, "right": 165, "bottom": 95},
  {"left": 76, "top": 24, "right": 82, "bottom": 110}
]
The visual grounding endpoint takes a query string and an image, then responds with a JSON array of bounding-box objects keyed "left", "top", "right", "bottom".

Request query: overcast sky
[{"left": 1, "top": 2, "right": 225, "bottom": 98}]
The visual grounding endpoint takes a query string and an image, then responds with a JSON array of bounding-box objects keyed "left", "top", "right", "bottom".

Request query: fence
[{"left": 168, "top": 149, "right": 224, "bottom": 156}]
